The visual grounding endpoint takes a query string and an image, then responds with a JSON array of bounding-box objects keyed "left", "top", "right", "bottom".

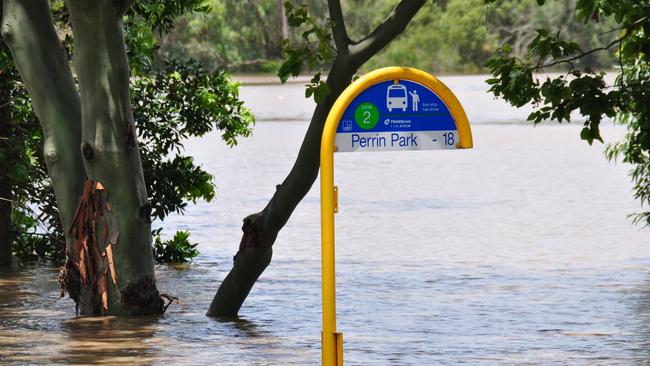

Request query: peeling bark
[{"left": 65, "top": 180, "right": 121, "bottom": 315}]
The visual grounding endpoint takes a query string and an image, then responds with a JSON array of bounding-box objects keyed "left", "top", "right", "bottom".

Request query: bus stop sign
[
  {"left": 320, "top": 67, "right": 472, "bottom": 366},
  {"left": 335, "top": 77, "right": 471, "bottom": 152}
]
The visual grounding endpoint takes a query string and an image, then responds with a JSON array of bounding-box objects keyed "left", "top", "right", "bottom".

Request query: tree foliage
[
  {"left": 153, "top": 229, "right": 199, "bottom": 263},
  {"left": 133, "top": 58, "right": 252, "bottom": 222},
  {"left": 485, "top": 0, "right": 650, "bottom": 225},
  {"left": 278, "top": 1, "right": 335, "bottom": 102},
  {"left": 159, "top": 0, "right": 327, "bottom": 72},
  {"left": 162, "top": 0, "right": 618, "bottom": 74},
  {"left": 0, "top": 0, "right": 254, "bottom": 262}
]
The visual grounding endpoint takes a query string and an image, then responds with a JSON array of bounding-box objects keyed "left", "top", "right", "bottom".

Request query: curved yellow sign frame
[{"left": 319, "top": 67, "right": 473, "bottom": 366}]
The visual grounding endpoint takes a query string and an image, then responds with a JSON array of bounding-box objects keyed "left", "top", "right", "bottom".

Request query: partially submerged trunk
[
  {"left": 208, "top": 59, "right": 355, "bottom": 316},
  {"left": 2, "top": 0, "right": 162, "bottom": 315},
  {"left": 64, "top": 0, "right": 162, "bottom": 315},
  {"left": 208, "top": 0, "right": 427, "bottom": 316}
]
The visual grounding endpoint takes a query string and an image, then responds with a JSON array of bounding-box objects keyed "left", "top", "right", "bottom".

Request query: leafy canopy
[{"left": 484, "top": 0, "right": 650, "bottom": 225}]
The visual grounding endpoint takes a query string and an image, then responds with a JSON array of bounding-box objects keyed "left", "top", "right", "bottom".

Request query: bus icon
[{"left": 387, "top": 84, "right": 407, "bottom": 112}]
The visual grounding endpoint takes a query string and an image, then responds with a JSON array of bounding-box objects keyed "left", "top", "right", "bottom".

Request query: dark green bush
[{"left": 153, "top": 230, "right": 199, "bottom": 264}]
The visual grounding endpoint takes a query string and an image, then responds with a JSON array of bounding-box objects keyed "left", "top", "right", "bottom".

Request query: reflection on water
[
  {"left": 59, "top": 316, "right": 159, "bottom": 365},
  {"left": 1, "top": 77, "right": 650, "bottom": 365}
]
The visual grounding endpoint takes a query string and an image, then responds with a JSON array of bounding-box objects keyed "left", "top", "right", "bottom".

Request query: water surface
[{"left": 1, "top": 75, "right": 649, "bottom": 365}]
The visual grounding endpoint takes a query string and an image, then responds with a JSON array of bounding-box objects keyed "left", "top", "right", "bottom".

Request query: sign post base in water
[{"left": 320, "top": 67, "right": 473, "bottom": 365}]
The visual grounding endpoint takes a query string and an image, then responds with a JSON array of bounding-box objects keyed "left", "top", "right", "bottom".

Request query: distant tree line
[{"left": 161, "top": 0, "right": 617, "bottom": 74}]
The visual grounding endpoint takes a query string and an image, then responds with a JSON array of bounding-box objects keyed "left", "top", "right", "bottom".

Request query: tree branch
[
  {"left": 327, "top": 0, "right": 349, "bottom": 54},
  {"left": 533, "top": 32, "right": 629, "bottom": 71},
  {"left": 349, "top": 0, "right": 426, "bottom": 65}
]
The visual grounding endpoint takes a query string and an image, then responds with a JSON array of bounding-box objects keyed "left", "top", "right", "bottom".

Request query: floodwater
[{"left": 1, "top": 75, "right": 649, "bottom": 365}]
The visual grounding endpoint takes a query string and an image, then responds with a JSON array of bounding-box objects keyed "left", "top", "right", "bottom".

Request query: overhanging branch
[
  {"left": 533, "top": 33, "right": 628, "bottom": 71},
  {"left": 349, "top": 0, "right": 426, "bottom": 65}
]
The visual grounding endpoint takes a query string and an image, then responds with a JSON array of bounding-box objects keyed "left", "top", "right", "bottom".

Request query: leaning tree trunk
[
  {"left": 208, "top": 0, "right": 427, "bottom": 316},
  {"left": 0, "top": 53, "right": 11, "bottom": 265}
]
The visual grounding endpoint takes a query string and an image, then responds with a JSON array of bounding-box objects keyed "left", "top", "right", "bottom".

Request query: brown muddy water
[{"left": 1, "top": 76, "right": 649, "bottom": 365}]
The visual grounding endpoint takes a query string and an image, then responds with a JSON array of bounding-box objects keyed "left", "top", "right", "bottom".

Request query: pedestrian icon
[{"left": 409, "top": 90, "right": 420, "bottom": 111}]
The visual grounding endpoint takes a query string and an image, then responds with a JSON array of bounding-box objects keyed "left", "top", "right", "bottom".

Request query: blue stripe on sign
[
  {"left": 336, "top": 79, "right": 457, "bottom": 133},
  {"left": 338, "top": 114, "right": 456, "bottom": 133}
]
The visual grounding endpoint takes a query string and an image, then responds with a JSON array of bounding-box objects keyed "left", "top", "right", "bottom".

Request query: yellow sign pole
[
  {"left": 321, "top": 93, "right": 342, "bottom": 366},
  {"left": 320, "top": 67, "right": 473, "bottom": 366}
]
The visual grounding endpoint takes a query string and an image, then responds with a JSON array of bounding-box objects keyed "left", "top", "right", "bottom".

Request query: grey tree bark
[
  {"left": 1, "top": 0, "right": 84, "bottom": 267},
  {"left": 208, "top": 0, "right": 427, "bottom": 316},
  {"left": 2, "top": 0, "right": 162, "bottom": 315}
]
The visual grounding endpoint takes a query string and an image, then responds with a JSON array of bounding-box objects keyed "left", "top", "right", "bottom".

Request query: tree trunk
[
  {"left": 3, "top": 0, "right": 162, "bottom": 315},
  {"left": 280, "top": 0, "right": 289, "bottom": 40},
  {"left": 1, "top": 0, "right": 84, "bottom": 236},
  {"left": 2, "top": 0, "right": 86, "bottom": 275},
  {"left": 0, "top": 64, "right": 11, "bottom": 265},
  {"left": 208, "top": 0, "right": 426, "bottom": 317},
  {"left": 207, "top": 58, "right": 354, "bottom": 316},
  {"left": 65, "top": 0, "right": 162, "bottom": 315}
]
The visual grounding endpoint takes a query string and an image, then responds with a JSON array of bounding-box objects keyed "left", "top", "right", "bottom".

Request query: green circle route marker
[{"left": 354, "top": 102, "right": 379, "bottom": 130}]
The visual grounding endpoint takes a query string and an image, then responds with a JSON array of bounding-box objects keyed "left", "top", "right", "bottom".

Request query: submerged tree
[
  {"left": 0, "top": 2, "right": 250, "bottom": 265},
  {"left": 2, "top": 0, "right": 165, "bottom": 315},
  {"left": 484, "top": 0, "right": 650, "bottom": 226},
  {"left": 208, "top": 0, "right": 428, "bottom": 316},
  {"left": 1, "top": 0, "right": 252, "bottom": 315}
]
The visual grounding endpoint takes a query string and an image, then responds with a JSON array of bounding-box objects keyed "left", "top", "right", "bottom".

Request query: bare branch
[
  {"left": 327, "top": 0, "right": 350, "bottom": 53},
  {"left": 533, "top": 34, "right": 627, "bottom": 71},
  {"left": 349, "top": 0, "right": 426, "bottom": 65}
]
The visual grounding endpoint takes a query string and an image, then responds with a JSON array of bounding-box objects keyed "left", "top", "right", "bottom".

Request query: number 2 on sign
[
  {"left": 363, "top": 111, "right": 371, "bottom": 124},
  {"left": 442, "top": 132, "right": 455, "bottom": 146}
]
